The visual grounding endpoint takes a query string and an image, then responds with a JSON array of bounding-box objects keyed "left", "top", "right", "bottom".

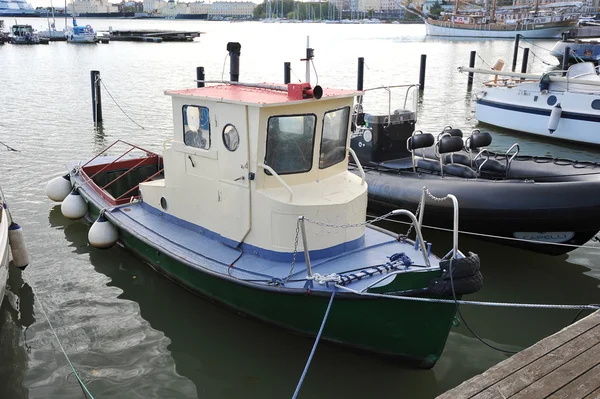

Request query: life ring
[
  {"left": 86, "top": 24, "right": 92, "bottom": 29},
  {"left": 534, "top": 18, "right": 541, "bottom": 24}
]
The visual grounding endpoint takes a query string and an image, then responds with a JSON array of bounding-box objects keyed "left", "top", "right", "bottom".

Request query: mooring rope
[
  {"left": 367, "top": 214, "right": 600, "bottom": 251},
  {"left": 0, "top": 140, "right": 19, "bottom": 152},
  {"left": 30, "top": 286, "right": 95, "bottom": 398},
  {"left": 99, "top": 79, "right": 146, "bottom": 130},
  {"left": 291, "top": 288, "right": 336, "bottom": 399},
  {"left": 334, "top": 285, "right": 600, "bottom": 310}
]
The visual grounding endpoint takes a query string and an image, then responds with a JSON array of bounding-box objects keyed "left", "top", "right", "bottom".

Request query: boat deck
[
  {"left": 437, "top": 310, "right": 600, "bottom": 399},
  {"left": 105, "top": 201, "right": 439, "bottom": 292},
  {"left": 69, "top": 156, "right": 441, "bottom": 293}
]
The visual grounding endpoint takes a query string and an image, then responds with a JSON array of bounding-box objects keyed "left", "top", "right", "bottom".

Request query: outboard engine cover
[{"left": 351, "top": 109, "right": 416, "bottom": 163}]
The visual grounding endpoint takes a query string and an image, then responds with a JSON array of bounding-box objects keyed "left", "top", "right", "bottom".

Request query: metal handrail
[
  {"left": 505, "top": 143, "right": 520, "bottom": 177},
  {"left": 258, "top": 163, "right": 294, "bottom": 202},
  {"left": 347, "top": 148, "right": 365, "bottom": 185},
  {"left": 361, "top": 84, "right": 419, "bottom": 126},
  {"left": 298, "top": 216, "right": 313, "bottom": 277},
  {"left": 390, "top": 209, "right": 431, "bottom": 267}
]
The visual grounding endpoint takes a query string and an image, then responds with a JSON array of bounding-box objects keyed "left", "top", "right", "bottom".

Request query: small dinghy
[
  {"left": 351, "top": 110, "right": 600, "bottom": 255},
  {"left": 46, "top": 43, "right": 483, "bottom": 368}
]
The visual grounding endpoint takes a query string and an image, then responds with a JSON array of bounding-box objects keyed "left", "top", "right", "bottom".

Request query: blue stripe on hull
[{"left": 477, "top": 99, "right": 600, "bottom": 123}]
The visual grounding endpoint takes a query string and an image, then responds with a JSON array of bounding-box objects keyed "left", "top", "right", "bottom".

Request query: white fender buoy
[
  {"left": 88, "top": 214, "right": 118, "bottom": 249},
  {"left": 548, "top": 103, "right": 562, "bottom": 134},
  {"left": 45, "top": 174, "right": 72, "bottom": 202},
  {"left": 61, "top": 189, "right": 87, "bottom": 220},
  {"left": 8, "top": 222, "right": 29, "bottom": 270}
]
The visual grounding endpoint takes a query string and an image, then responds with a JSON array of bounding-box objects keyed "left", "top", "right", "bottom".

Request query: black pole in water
[
  {"left": 90, "top": 70, "right": 102, "bottom": 124},
  {"left": 520, "top": 47, "right": 530, "bottom": 75},
  {"left": 467, "top": 50, "right": 476, "bottom": 87},
  {"left": 196, "top": 67, "right": 205, "bottom": 88},
  {"left": 357, "top": 57, "right": 364, "bottom": 91},
  {"left": 284, "top": 62, "right": 291, "bottom": 84},
  {"left": 227, "top": 42, "right": 241, "bottom": 82},
  {"left": 561, "top": 46, "right": 571, "bottom": 75},
  {"left": 419, "top": 54, "right": 427, "bottom": 91},
  {"left": 511, "top": 34, "right": 521, "bottom": 72}
]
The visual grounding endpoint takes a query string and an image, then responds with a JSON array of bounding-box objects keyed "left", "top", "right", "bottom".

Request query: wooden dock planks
[{"left": 437, "top": 310, "right": 600, "bottom": 399}]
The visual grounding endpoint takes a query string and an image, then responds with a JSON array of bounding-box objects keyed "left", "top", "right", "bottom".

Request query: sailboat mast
[
  {"left": 534, "top": 0, "right": 539, "bottom": 14},
  {"left": 491, "top": 0, "right": 496, "bottom": 21},
  {"left": 454, "top": 0, "right": 459, "bottom": 14}
]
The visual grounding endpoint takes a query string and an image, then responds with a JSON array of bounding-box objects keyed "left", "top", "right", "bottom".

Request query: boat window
[
  {"left": 182, "top": 105, "right": 210, "bottom": 150},
  {"left": 222, "top": 124, "right": 240, "bottom": 152},
  {"left": 319, "top": 107, "right": 350, "bottom": 169},
  {"left": 265, "top": 114, "right": 316, "bottom": 175},
  {"left": 592, "top": 100, "right": 600, "bottom": 110}
]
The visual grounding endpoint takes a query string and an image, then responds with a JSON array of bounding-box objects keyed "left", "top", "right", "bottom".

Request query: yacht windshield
[
  {"left": 319, "top": 107, "right": 350, "bottom": 169},
  {"left": 265, "top": 114, "right": 316, "bottom": 175}
]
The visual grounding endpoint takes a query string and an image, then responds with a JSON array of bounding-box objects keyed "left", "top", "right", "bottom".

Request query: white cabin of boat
[{"left": 137, "top": 83, "right": 367, "bottom": 260}]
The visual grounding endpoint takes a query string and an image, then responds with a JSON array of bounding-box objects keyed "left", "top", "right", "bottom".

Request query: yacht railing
[{"left": 361, "top": 84, "right": 419, "bottom": 126}]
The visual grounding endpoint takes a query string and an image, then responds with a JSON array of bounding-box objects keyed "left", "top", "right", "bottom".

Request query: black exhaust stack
[{"left": 227, "top": 42, "right": 241, "bottom": 82}]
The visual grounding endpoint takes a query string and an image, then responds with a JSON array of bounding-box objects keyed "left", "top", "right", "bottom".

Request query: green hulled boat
[{"left": 46, "top": 42, "right": 482, "bottom": 368}]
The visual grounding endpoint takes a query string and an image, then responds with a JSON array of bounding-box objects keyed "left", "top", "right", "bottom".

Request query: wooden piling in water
[
  {"left": 467, "top": 51, "right": 476, "bottom": 87},
  {"left": 419, "top": 54, "right": 427, "bottom": 91},
  {"left": 511, "top": 34, "right": 521, "bottom": 72},
  {"left": 520, "top": 48, "right": 530, "bottom": 81},
  {"left": 562, "top": 46, "right": 571, "bottom": 75},
  {"left": 196, "top": 67, "right": 205, "bottom": 88},
  {"left": 357, "top": 57, "right": 364, "bottom": 91},
  {"left": 437, "top": 310, "right": 600, "bottom": 399},
  {"left": 90, "top": 70, "right": 102, "bottom": 124},
  {"left": 284, "top": 62, "right": 291, "bottom": 84}
]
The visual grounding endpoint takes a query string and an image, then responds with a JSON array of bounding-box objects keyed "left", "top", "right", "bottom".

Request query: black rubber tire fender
[
  {"left": 428, "top": 272, "right": 484, "bottom": 296},
  {"left": 439, "top": 252, "right": 480, "bottom": 278}
]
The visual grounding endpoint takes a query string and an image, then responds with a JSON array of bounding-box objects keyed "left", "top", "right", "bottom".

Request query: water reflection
[{"left": 0, "top": 266, "right": 35, "bottom": 399}]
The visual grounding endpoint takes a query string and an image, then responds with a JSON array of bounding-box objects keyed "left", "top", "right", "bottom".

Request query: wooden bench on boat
[{"left": 437, "top": 310, "right": 600, "bottom": 398}]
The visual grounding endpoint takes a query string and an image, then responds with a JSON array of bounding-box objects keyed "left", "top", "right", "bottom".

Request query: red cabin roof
[{"left": 165, "top": 84, "right": 360, "bottom": 107}]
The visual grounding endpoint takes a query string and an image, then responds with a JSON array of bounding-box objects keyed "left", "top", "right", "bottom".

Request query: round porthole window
[
  {"left": 160, "top": 197, "right": 168, "bottom": 211},
  {"left": 222, "top": 124, "right": 240, "bottom": 152},
  {"left": 547, "top": 95, "right": 558, "bottom": 106}
]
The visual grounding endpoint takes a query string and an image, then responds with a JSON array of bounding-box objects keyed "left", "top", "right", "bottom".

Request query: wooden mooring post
[
  {"left": 90, "top": 70, "right": 103, "bottom": 124},
  {"left": 196, "top": 67, "right": 205, "bottom": 88},
  {"left": 520, "top": 48, "right": 530, "bottom": 81},
  {"left": 437, "top": 310, "right": 600, "bottom": 399},
  {"left": 284, "top": 62, "right": 291, "bottom": 84},
  {"left": 419, "top": 54, "right": 427, "bottom": 91},
  {"left": 562, "top": 46, "right": 571, "bottom": 75},
  {"left": 511, "top": 34, "right": 521, "bottom": 72},
  {"left": 357, "top": 57, "right": 364, "bottom": 91},
  {"left": 467, "top": 50, "right": 476, "bottom": 88}
]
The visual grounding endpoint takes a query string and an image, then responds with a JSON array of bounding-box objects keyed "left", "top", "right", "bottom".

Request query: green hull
[{"left": 87, "top": 205, "right": 458, "bottom": 368}]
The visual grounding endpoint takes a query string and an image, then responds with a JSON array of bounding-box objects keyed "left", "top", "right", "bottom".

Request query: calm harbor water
[{"left": 1, "top": 18, "right": 600, "bottom": 398}]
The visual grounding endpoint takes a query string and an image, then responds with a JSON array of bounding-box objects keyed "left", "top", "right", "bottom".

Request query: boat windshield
[
  {"left": 319, "top": 106, "right": 350, "bottom": 169},
  {"left": 265, "top": 114, "right": 316, "bottom": 175}
]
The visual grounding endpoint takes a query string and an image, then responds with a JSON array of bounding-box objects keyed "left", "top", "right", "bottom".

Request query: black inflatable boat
[{"left": 351, "top": 112, "right": 600, "bottom": 255}]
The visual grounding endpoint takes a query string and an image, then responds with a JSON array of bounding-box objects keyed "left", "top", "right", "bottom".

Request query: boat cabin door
[{"left": 216, "top": 103, "right": 251, "bottom": 246}]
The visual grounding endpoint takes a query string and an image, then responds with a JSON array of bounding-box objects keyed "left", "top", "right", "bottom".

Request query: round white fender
[
  {"left": 88, "top": 214, "right": 118, "bottom": 249},
  {"left": 8, "top": 222, "right": 29, "bottom": 270},
  {"left": 45, "top": 174, "right": 72, "bottom": 202},
  {"left": 61, "top": 190, "right": 87, "bottom": 220},
  {"left": 548, "top": 103, "right": 562, "bottom": 134}
]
